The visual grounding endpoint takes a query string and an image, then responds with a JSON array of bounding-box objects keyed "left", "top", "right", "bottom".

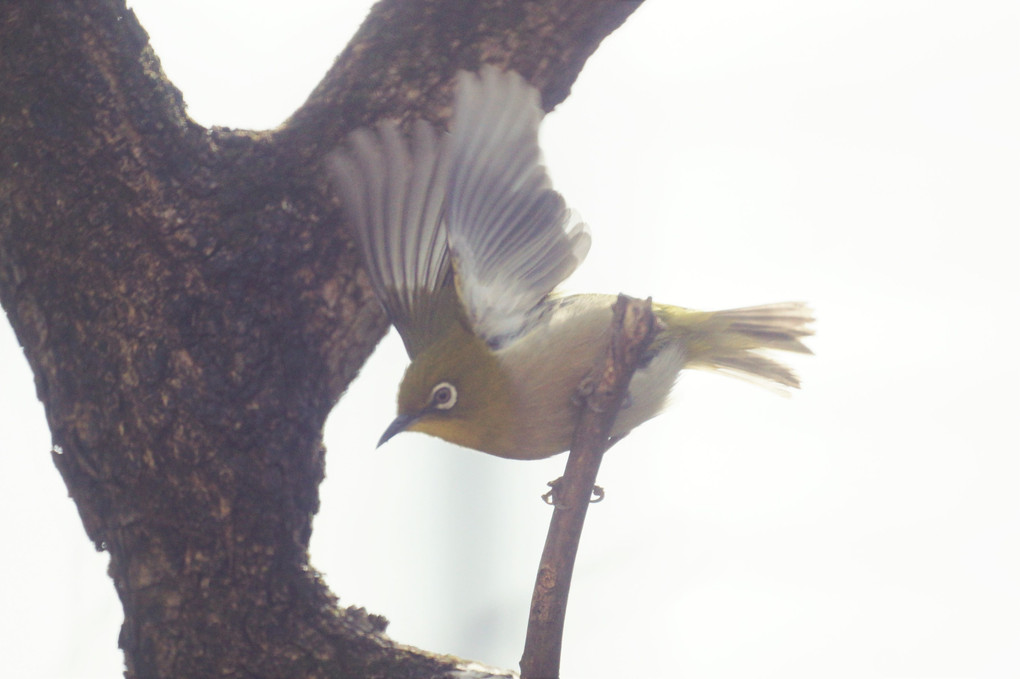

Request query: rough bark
[{"left": 0, "top": 0, "right": 642, "bottom": 676}]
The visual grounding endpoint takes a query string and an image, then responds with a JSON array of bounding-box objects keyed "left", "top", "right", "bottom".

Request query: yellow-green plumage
[
  {"left": 328, "top": 66, "right": 813, "bottom": 459},
  {"left": 394, "top": 294, "right": 811, "bottom": 459},
  {"left": 654, "top": 301, "right": 813, "bottom": 389},
  {"left": 397, "top": 319, "right": 517, "bottom": 454}
]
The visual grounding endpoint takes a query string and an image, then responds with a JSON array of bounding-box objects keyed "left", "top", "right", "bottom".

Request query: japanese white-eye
[{"left": 328, "top": 66, "right": 812, "bottom": 460}]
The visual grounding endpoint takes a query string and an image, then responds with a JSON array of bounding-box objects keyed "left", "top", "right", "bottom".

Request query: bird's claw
[
  {"left": 570, "top": 373, "right": 599, "bottom": 409},
  {"left": 541, "top": 478, "right": 564, "bottom": 506},
  {"left": 542, "top": 477, "right": 605, "bottom": 506}
]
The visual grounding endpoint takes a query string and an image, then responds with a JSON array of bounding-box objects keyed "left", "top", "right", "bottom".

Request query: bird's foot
[
  {"left": 542, "top": 477, "right": 605, "bottom": 506},
  {"left": 570, "top": 373, "right": 599, "bottom": 409}
]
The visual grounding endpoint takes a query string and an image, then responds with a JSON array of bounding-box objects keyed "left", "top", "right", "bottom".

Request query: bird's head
[{"left": 378, "top": 324, "right": 516, "bottom": 454}]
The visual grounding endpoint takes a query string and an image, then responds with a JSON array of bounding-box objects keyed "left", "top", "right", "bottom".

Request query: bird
[{"left": 327, "top": 65, "right": 812, "bottom": 460}]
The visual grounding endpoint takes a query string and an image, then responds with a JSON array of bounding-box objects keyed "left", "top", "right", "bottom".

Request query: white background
[{"left": 1, "top": 1, "right": 1018, "bottom": 677}]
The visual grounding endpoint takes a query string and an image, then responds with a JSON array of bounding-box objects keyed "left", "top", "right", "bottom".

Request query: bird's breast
[
  {"left": 494, "top": 296, "right": 616, "bottom": 458},
  {"left": 491, "top": 295, "right": 689, "bottom": 458}
]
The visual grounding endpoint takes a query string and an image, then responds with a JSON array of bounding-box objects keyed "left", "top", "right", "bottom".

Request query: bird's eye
[{"left": 429, "top": 381, "right": 457, "bottom": 411}]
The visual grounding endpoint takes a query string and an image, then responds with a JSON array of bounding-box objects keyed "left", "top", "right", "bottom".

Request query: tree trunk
[{"left": 0, "top": 0, "right": 642, "bottom": 676}]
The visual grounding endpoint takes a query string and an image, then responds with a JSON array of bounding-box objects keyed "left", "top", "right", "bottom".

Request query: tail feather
[
  {"left": 661, "top": 302, "right": 814, "bottom": 390},
  {"left": 710, "top": 353, "right": 803, "bottom": 389}
]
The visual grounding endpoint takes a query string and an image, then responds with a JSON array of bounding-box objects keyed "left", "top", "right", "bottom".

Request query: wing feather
[
  {"left": 446, "top": 66, "right": 591, "bottom": 347},
  {"left": 326, "top": 119, "right": 453, "bottom": 356},
  {"left": 328, "top": 66, "right": 591, "bottom": 354}
]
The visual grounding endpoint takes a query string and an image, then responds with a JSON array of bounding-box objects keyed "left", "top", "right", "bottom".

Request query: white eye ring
[{"left": 429, "top": 382, "right": 457, "bottom": 411}]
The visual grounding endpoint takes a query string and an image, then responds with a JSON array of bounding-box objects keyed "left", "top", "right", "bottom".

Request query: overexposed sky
[{"left": 1, "top": 2, "right": 1018, "bottom": 677}]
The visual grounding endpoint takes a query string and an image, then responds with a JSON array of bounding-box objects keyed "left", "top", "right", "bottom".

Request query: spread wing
[
  {"left": 328, "top": 66, "right": 590, "bottom": 356},
  {"left": 446, "top": 66, "right": 591, "bottom": 348},
  {"left": 326, "top": 119, "right": 454, "bottom": 357}
]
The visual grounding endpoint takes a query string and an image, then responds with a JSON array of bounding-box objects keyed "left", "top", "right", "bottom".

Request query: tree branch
[
  {"left": 0, "top": 0, "right": 644, "bottom": 676},
  {"left": 520, "top": 295, "right": 661, "bottom": 679}
]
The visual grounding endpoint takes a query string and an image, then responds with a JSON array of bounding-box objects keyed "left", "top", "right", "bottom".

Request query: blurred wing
[
  {"left": 446, "top": 66, "right": 591, "bottom": 347},
  {"left": 326, "top": 119, "right": 453, "bottom": 357}
]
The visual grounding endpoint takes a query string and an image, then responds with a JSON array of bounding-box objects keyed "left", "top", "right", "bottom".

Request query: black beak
[{"left": 377, "top": 413, "right": 420, "bottom": 448}]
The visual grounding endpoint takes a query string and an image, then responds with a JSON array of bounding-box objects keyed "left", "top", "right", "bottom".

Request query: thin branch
[{"left": 519, "top": 295, "right": 661, "bottom": 679}]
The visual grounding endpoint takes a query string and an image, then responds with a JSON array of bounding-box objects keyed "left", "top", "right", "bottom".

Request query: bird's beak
[{"left": 377, "top": 413, "right": 420, "bottom": 448}]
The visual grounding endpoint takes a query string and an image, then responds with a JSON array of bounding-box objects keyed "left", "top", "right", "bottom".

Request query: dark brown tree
[{"left": 0, "top": 1, "right": 644, "bottom": 677}]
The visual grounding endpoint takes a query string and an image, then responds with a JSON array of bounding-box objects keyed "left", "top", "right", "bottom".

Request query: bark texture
[{"left": 0, "top": 0, "right": 642, "bottom": 677}]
